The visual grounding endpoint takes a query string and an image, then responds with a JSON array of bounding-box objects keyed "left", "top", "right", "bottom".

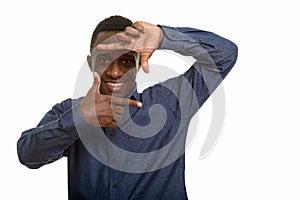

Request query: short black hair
[{"left": 90, "top": 15, "right": 133, "bottom": 52}]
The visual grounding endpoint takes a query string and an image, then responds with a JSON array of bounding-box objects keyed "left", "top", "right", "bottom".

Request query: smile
[{"left": 106, "top": 82, "right": 124, "bottom": 87}]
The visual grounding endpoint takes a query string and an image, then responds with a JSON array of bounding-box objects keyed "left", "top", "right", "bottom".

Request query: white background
[{"left": 1, "top": 0, "right": 300, "bottom": 199}]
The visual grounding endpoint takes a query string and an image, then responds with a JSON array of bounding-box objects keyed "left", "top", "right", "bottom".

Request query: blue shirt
[{"left": 17, "top": 25, "right": 238, "bottom": 200}]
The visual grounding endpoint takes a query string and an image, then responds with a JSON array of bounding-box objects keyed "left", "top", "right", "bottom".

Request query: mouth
[
  {"left": 106, "top": 82, "right": 124, "bottom": 87},
  {"left": 104, "top": 81, "right": 125, "bottom": 93}
]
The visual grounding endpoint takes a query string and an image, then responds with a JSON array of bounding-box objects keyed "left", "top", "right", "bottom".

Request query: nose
[{"left": 106, "top": 61, "right": 123, "bottom": 79}]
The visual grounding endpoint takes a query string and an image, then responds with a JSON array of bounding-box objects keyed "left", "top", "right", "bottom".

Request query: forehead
[
  {"left": 91, "top": 31, "right": 123, "bottom": 56},
  {"left": 91, "top": 31, "right": 139, "bottom": 59}
]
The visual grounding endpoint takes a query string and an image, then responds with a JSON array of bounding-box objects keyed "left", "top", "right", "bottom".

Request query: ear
[{"left": 87, "top": 55, "right": 92, "bottom": 71}]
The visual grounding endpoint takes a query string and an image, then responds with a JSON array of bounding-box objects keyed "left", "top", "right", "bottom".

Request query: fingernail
[{"left": 137, "top": 102, "right": 142, "bottom": 107}]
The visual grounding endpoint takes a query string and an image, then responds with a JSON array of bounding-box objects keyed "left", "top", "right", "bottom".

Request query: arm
[
  {"left": 96, "top": 22, "right": 238, "bottom": 118},
  {"left": 17, "top": 98, "right": 82, "bottom": 169},
  {"left": 17, "top": 82, "right": 142, "bottom": 169},
  {"left": 157, "top": 25, "right": 238, "bottom": 118}
]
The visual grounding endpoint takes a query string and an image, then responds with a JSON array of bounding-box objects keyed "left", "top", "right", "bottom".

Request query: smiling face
[{"left": 88, "top": 31, "right": 139, "bottom": 97}]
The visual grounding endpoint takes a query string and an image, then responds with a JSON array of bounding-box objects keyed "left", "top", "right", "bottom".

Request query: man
[{"left": 17, "top": 15, "right": 238, "bottom": 199}]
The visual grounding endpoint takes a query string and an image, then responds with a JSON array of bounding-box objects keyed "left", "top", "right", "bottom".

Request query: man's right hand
[
  {"left": 79, "top": 72, "right": 142, "bottom": 128},
  {"left": 96, "top": 21, "right": 164, "bottom": 73}
]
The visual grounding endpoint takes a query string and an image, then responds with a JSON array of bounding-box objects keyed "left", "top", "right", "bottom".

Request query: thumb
[
  {"left": 132, "top": 21, "right": 145, "bottom": 32},
  {"left": 140, "top": 52, "right": 152, "bottom": 73},
  {"left": 92, "top": 72, "right": 101, "bottom": 94}
]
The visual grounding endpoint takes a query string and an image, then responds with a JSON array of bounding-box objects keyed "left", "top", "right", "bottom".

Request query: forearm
[
  {"left": 158, "top": 25, "right": 238, "bottom": 117},
  {"left": 158, "top": 25, "right": 238, "bottom": 75},
  {"left": 17, "top": 99, "right": 83, "bottom": 169}
]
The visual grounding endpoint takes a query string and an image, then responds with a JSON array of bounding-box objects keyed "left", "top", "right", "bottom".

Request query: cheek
[
  {"left": 124, "top": 67, "right": 137, "bottom": 78},
  {"left": 94, "top": 66, "right": 106, "bottom": 74}
]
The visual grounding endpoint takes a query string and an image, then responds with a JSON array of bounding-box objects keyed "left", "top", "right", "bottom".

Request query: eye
[
  {"left": 121, "top": 59, "right": 135, "bottom": 67},
  {"left": 119, "top": 55, "right": 136, "bottom": 68},
  {"left": 122, "top": 59, "right": 133, "bottom": 64},
  {"left": 96, "top": 57, "right": 111, "bottom": 66}
]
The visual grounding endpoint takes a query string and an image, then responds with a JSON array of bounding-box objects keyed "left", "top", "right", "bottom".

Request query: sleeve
[
  {"left": 17, "top": 98, "right": 84, "bottom": 169},
  {"left": 157, "top": 25, "right": 238, "bottom": 119}
]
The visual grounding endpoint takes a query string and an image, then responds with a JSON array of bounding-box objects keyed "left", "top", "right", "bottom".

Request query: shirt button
[
  {"left": 112, "top": 183, "right": 118, "bottom": 189},
  {"left": 109, "top": 132, "right": 114, "bottom": 137}
]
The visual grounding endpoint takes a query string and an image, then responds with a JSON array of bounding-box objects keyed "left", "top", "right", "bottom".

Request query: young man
[{"left": 17, "top": 15, "right": 238, "bottom": 199}]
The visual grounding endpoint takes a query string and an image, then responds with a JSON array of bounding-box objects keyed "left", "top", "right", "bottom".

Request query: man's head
[{"left": 87, "top": 15, "right": 140, "bottom": 97}]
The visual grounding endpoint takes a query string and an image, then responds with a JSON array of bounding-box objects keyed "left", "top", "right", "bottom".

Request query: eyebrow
[{"left": 119, "top": 54, "right": 136, "bottom": 58}]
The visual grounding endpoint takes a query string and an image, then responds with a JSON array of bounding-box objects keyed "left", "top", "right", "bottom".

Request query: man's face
[{"left": 89, "top": 31, "right": 139, "bottom": 97}]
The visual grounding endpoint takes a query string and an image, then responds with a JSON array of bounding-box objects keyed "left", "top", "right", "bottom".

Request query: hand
[
  {"left": 96, "top": 21, "right": 164, "bottom": 73},
  {"left": 79, "top": 72, "right": 142, "bottom": 128}
]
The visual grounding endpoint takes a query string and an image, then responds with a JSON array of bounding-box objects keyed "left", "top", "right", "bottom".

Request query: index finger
[
  {"left": 97, "top": 42, "right": 129, "bottom": 51},
  {"left": 112, "top": 97, "right": 142, "bottom": 108},
  {"left": 125, "top": 26, "right": 143, "bottom": 37}
]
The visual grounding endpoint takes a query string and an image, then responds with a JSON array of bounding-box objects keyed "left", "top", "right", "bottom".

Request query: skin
[{"left": 80, "top": 21, "right": 164, "bottom": 128}]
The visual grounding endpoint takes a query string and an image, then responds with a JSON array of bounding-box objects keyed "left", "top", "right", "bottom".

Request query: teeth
[{"left": 107, "top": 82, "right": 124, "bottom": 87}]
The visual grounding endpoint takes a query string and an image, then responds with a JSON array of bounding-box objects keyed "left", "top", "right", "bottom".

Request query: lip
[
  {"left": 104, "top": 80, "right": 126, "bottom": 93},
  {"left": 106, "top": 82, "right": 124, "bottom": 87}
]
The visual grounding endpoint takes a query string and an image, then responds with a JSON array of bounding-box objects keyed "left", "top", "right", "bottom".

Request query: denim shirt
[{"left": 17, "top": 25, "right": 238, "bottom": 200}]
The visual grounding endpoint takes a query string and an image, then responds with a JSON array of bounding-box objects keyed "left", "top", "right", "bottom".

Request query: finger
[
  {"left": 112, "top": 97, "right": 142, "bottom": 107},
  {"left": 98, "top": 116, "right": 117, "bottom": 128},
  {"left": 93, "top": 72, "right": 101, "bottom": 94},
  {"left": 96, "top": 107, "right": 113, "bottom": 116},
  {"left": 112, "top": 113, "right": 122, "bottom": 122},
  {"left": 132, "top": 21, "right": 145, "bottom": 33},
  {"left": 116, "top": 32, "right": 133, "bottom": 43},
  {"left": 140, "top": 52, "right": 153, "bottom": 73},
  {"left": 125, "top": 26, "right": 142, "bottom": 37},
  {"left": 112, "top": 105, "right": 125, "bottom": 114},
  {"left": 109, "top": 121, "right": 117, "bottom": 128},
  {"left": 101, "top": 120, "right": 117, "bottom": 128},
  {"left": 97, "top": 42, "right": 129, "bottom": 51}
]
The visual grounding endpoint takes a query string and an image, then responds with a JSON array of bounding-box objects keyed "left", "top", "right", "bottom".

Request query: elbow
[
  {"left": 220, "top": 40, "right": 238, "bottom": 72},
  {"left": 17, "top": 155, "right": 40, "bottom": 169},
  {"left": 17, "top": 138, "right": 41, "bottom": 169},
  {"left": 231, "top": 42, "right": 238, "bottom": 65},
  {"left": 214, "top": 41, "right": 238, "bottom": 77},
  {"left": 222, "top": 38, "right": 238, "bottom": 66}
]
